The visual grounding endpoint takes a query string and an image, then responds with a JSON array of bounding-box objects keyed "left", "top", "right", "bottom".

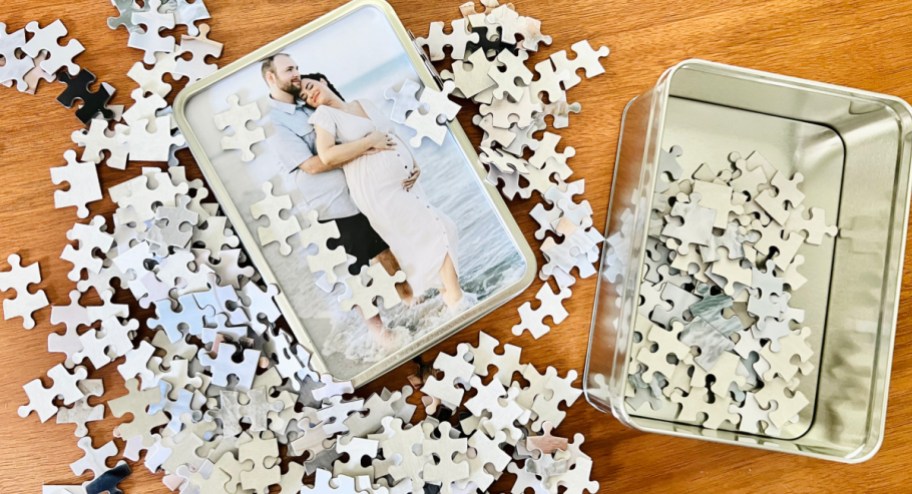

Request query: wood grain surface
[{"left": 2, "top": 0, "right": 912, "bottom": 492}]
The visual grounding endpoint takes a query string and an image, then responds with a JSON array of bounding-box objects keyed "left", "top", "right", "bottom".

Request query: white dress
[{"left": 309, "top": 99, "right": 459, "bottom": 295}]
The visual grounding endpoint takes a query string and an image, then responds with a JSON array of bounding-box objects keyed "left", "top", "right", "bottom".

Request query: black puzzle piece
[
  {"left": 86, "top": 461, "right": 131, "bottom": 494},
  {"left": 466, "top": 26, "right": 516, "bottom": 57},
  {"left": 57, "top": 68, "right": 116, "bottom": 124}
]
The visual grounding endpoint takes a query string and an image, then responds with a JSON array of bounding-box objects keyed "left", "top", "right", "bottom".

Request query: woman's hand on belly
[
  {"left": 364, "top": 131, "right": 397, "bottom": 156},
  {"left": 402, "top": 163, "right": 421, "bottom": 191}
]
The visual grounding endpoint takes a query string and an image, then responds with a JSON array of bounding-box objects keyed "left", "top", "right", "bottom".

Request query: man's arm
[
  {"left": 298, "top": 142, "right": 389, "bottom": 173},
  {"left": 273, "top": 123, "right": 373, "bottom": 175},
  {"left": 272, "top": 123, "right": 323, "bottom": 176},
  {"left": 297, "top": 154, "right": 342, "bottom": 174},
  {"left": 309, "top": 127, "right": 386, "bottom": 172}
]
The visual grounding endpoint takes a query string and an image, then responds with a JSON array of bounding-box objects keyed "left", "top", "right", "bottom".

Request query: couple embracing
[{"left": 261, "top": 53, "right": 468, "bottom": 343}]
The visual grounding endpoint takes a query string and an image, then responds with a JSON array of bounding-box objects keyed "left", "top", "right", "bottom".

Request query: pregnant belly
[{"left": 350, "top": 150, "right": 412, "bottom": 187}]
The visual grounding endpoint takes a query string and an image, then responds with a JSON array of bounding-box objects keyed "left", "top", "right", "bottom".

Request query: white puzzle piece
[
  {"left": 0, "top": 253, "right": 50, "bottom": 329},
  {"left": 213, "top": 93, "right": 266, "bottom": 162}
]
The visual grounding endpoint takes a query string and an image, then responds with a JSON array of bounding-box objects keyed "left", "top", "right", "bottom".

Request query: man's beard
[{"left": 280, "top": 80, "right": 301, "bottom": 97}]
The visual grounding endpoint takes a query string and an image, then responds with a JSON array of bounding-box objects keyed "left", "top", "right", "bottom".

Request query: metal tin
[
  {"left": 173, "top": 0, "right": 536, "bottom": 387},
  {"left": 584, "top": 59, "right": 912, "bottom": 462}
]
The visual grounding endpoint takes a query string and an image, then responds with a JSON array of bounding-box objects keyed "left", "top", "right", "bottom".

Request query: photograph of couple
[
  {"left": 262, "top": 51, "right": 472, "bottom": 345},
  {"left": 186, "top": 4, "right": 529, "bottom": 379}
]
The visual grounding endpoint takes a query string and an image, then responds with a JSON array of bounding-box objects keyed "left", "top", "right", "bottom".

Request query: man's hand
[{"left": 403, "top": 164, "right": 421, "bottom": 191}]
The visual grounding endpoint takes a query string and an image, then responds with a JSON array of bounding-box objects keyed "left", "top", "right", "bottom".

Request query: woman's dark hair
[{"left": 300, "top": 72, "right": 344, "bottom": 106}]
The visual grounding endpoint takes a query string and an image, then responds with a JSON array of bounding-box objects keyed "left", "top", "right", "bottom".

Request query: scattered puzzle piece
[
  {"left": 417, "top": 18, "right": 479, "bottom": 61},
  {"left": 404, "top": 81, "right": 460, "bottom": 147},
  {"left": 56, "top": 69, "right": 116, "bottom": 124},
  {"left": 23, "top": 19, "right": 84, "bottom": 77},
  {"left": 128, "top": 0, "right": 177, "bottom": 64},
  {"left": 340, "top": 264, "right": 406, "bottom": 320},
  {"left": 549, "top": 40, "right": 609, "bottom": 90},
  {"left": 512, "top": 281, "right": 571, "bottom": 339},
  {"left": 383, "top": 79, "right": 423, "bottom": 124},
  {"left": 214, "top": 93, "right": 266, "bottom": 161},
  {"left": 0, "top": 253, "right": 50, "bottom": 329},
  {"left": 250, "top": 182, "right": 302, "bottom": 256},
  {"left": 172, "top": 23, "right": 222, "bottom": 82},
  {"left": 0, "top": 24, "right": 36, "bottom": 92},
  {"left": 50, "top": 150, "right": 103, "bottom": 219}
]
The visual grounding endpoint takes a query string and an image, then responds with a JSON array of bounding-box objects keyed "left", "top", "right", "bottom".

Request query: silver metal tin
[
  {"left": 584, "top": 59, "right": 912, "bottom": 462},
  {"left": 173, "top": 0, "right": 536, "bottom": 387}
]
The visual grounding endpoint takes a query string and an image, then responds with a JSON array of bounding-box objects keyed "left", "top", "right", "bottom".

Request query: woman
[{"left": 301, "top": 74, "right": 467, "bottom": 311}]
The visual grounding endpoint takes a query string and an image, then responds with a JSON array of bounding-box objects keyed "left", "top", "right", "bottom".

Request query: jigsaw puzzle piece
[
  {"left": 479, "top": 146, "right": 530, "bottom": 175},
  {"left": 23, "top": 19, "right": 84, "bottom": 76},
  {"left": 128, "top": 0, "right": 177, "bottom": 64},
  {"left": 19, "top": 364, "right": 88, "bottom": 422},
  {"left": 784, "top": 205, "right": 837, "bottom": 245},
  {"left": 160, "top": 0, "right": 211, "bottom": 36},
  {"left": 0, "top": 24, "right": 36, "bottom": 92},
  {"left": 489, "top": 49, "right": 532, "bottom": 101},
  {"left": 446, "top": 47, "right": 498, "bottom": 102},
  {"left": 340, "top": 264, "right": 406, "bottom": 319},
  {"left": 197, "top": 342, "right": 261, "bottom": 390},
  {"left": 755, "top": 171, "right": 805, "bottom": 225},
  {"left": 108, "top": 0, "right": 147, "bottom": 33},
  {"left": 127, "top": 51, "right": 178, "bottom": 98},
  {"left": 50, "top": 150, "right": 103, "bottom": 219},
  {"left": 56, "top": 69, "right": 116, "bottom": 123},
  {"left": 549, "top": 40, "right": 609, "bottom": 89},
  {"left": 250, "top": 182, "right": 302, "bottom": 256},
  {"left": 70, "top": 437, "right": 119, "bottom": 478},
  {"left": 172, "top": 24, "right": 222, "bottom": 82},
  {"left": 671, "top": 387, "right": 739, "bottom": 429},
  {"left": 416, "top": 18, "right": 480, "bottom": 61},
  {"left": 298, "top": 210, "right": 349, "bottom": 289},
  {"left": 0, "top": 253, "right": 50, "bottom": 329},
  {"left": 85, "top": 461, "right": 131, "bottom": 494},
  {"left": 214, "top": 93, "right": 266, "bottom": 161},
  {"left": 404, "top": 81, "right": 460, "bottom": 147},
  {"left": 512, "top": 281, "right": 571, "bottom": 339},
  {"left": 384, "top": 79, "right": 423, "bottom": 124},
  {"left": 71, "top": 118, "right": 129, "bottom": 170}
]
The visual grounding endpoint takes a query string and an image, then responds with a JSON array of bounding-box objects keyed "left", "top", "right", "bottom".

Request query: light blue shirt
[{"left": 268, "top": 97, "right": 360, "bottom": 220}]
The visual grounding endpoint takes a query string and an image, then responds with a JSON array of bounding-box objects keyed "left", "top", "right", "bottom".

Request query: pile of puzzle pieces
[
  {"left": 20, "top": 163, "right": 599, "bottom": 493},
  {"left": 602, "top": 147, "right": 837, "bottom": 434},
  {"left": 1, "top": 0, "right": 217, "bottom": 124},
  {"left": 402, "top": 0, "right": 609, "bottom": 340},
  {"left": 0, "top": 0, "right": 220, "bottom": 327},
  {"left": 0, "top": 18, "right": 95, "bottom": 103},
  {"left": 0, "top": 7, "right": 222, "bottom": 219},
  {"left": 1, "top": 1, "right": 607, "bottom": 493}
]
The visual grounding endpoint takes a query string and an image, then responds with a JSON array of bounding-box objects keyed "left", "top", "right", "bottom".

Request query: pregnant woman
[{"left": 302, "top": 74, "right": 467, "bottom": 312}]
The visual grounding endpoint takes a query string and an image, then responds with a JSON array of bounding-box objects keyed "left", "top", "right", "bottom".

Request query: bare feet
[
  {"left": 442, "top": 288, "right": 465, "bottom": 310},
  {"left": 438, "top": 254, "right": 463, "bottom": 310},
  {"left": 374, "top": 249, "right": 414, "bottom": 304},
  {"left": 366, "top": 315, "right": 397, "bottom": 347}
]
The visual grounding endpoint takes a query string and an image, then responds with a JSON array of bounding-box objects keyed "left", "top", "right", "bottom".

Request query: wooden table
[{"left": 2, "top": 0, "right": 911, "bottom": 492}]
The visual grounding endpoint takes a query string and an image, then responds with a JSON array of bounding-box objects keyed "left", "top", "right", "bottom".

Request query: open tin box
[{"left": 584, "top": 59, "right": 912, "bottom": 462}]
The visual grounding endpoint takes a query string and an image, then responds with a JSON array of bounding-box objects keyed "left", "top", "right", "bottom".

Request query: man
[{"left": 261, "top": 53, "right": 413, "bottom": 332}]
